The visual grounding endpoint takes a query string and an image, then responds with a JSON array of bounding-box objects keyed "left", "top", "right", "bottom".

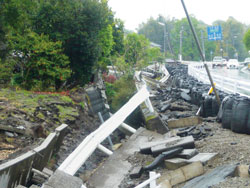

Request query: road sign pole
[{"left": 180, "top": 0, "right": 221, "bottom": 106}]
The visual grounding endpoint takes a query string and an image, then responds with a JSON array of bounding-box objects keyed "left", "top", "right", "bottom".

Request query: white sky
[{"left": 108, "top": 0, "right": 250, "bottom": 31}]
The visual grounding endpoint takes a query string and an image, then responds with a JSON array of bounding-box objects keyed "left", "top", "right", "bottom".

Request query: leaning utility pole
[
  {"left": 180, "top": 0, "right": 221, "bottom": 105},
  {"left": 200, "top": 30, "right": 205, "bottom": 59}
]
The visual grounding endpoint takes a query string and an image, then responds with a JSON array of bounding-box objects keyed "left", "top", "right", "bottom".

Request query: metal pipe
[
  {"left": 98, "top": 112, "right": 113, "bottom": 149},
  {"left": 180, "top": 0, "right": 221, "bottom": 106}
]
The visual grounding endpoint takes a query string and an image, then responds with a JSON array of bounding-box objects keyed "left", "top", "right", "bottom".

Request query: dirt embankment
[{"left": 0, "top": 87, "right": 100, "bottom": 165}]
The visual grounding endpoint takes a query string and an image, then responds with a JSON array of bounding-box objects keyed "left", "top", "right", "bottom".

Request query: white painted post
[
  {"left": 97, "top": 144, "right": 113, "bottom": 156},
  {"left": 150, "top": 171, "right": 157, "bottom": 188},
  {"left": 134, "top": 173, "right": 161, "bottom": 188},
  {"left": 145, "top": 97, "right": 154, "bottom": 113}
]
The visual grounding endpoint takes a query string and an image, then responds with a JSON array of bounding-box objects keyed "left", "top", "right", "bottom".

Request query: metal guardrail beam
[
  {"left": 59, "top": 85, "right": 150, "bottom": 175},
  {"left": 188, "top": 64, "right": 250, "bottom": 98}
]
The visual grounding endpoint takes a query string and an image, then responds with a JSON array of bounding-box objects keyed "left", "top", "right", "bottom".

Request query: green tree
[
  {"left": 9, "top": 30, "right": 71, "bottom": 90},
  {"left": 124, "top": 33, "right": 150, "bottom": 66},
  {"left": 33, "top": 0, "right": 116, "bottom": 85},
  {"left": 243, "top": 29, "right": 250, "bottom": 51}
]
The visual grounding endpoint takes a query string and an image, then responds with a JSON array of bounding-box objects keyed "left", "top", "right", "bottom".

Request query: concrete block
[
  {"left": 234, "top": 165, "right": 250, "bottom": 178},
  {"left": 165, "top": 153, "right": 217, "bottom": 170},
  {"left": 167, "top": 116, "right": 202, "bottom": 129},
  {"left": 151, "top": 136, "right": 195, "bottom": 156},
  {"left": 177, "top": 149, "right": 198, "bottom": 159},
  {"left": 158, "top": 162, "right": 204, "bottom": 186},
  {"left": 43, "top": 170, "right": 83, "bottom": 188},
  {"left": 129, "top": 167, "right": 143, "bottom": 179},
  {"left": 145, "top": 112, "right": 169, "bottom": 134},
  {"left": 139, "top": 136, "right": 181, "bottom": 154},
  {"left": 158, "top": 180, "right": 172, "bottom": 188}
]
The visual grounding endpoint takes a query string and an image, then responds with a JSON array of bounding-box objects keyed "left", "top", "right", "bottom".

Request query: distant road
[{"left": 210, "top": 67, "right": 250, "bottom": 82}]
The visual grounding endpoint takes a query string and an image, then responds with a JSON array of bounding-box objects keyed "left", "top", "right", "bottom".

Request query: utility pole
[
  {"left": 179, "top": 26, "right": 183, "bottom": 61},
  {"left": 158, "top": 22, "right": 166, "bottom": 57},
  {"left": 180, "top": 0, "right": 221, "bottom": 106},
  {"left": 200, "top": 30, "right": 205, "bottom": 60}
]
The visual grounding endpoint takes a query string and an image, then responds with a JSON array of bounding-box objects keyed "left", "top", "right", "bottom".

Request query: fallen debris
[
  {"left": 165, "top": 153, "right": 217, "bottom": 170},
  {"left": 176, "top": 149, "right": 198, "bottom": 159},
  {"left": 167, "top": 116, "right": 202, "bottom": 129},
  {"left": 158, "top": 161, "right": 204, "bottom": 187},
  {"left": 139, "top": 136, "right": 181, "bottom": 154},
  {"left": 143, "top": 147, "right": 183, "bottom": 171},
  {"left": 234, "top": 165, "right": 250, "bottom": 178},
  {"left": 129, "top": 166, "right": 143, "bottom": 179},
  {"left": 182, "top": 164, "right": 236, "bottom": 188},
  {"left": 151, "top": 136, "right": 195, "bottom": 156}
]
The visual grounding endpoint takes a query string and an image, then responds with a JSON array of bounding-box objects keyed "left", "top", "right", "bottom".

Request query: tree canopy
[
  {"left": 243, "top": 29, "right": 250, "bottom": 51},
  {"left": 138, "top": 15, "right": 250, "bottom": 61}
]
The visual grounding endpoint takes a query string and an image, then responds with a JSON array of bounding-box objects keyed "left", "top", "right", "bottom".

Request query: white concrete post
[{"left": 149, "top": 171, "right": 157, "bottom": 188}]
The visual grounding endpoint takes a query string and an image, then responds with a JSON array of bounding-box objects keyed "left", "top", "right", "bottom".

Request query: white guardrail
[
  {"left": 59, "top": 85, "right": 150, "bottom": 175},
  {"left": 188, "top": 63, "right": 250, "bottom": 98},
  {"left": 59, "top": 64, "right": 170, "bottom": 188}
]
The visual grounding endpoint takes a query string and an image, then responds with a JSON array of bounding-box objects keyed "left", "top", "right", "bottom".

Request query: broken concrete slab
[
  {"left": 139, "top": 136, "right": 181, "bottom": 154},
  {"left": 167, "top": 116, "right": 202, "bottom": 129},
  {"left": 43, "top": 170, "right": 83, "bottom": 188},
  {"left": 151, "top": 136, "right": 195, "bottom": 156},
  {"left": 181, "top": 92, "right": 191, "bottom": 101},
  {"left": 189, "top": 153, "right": 217, "bottom": 163},
  {"left": 141, "top": 102, "right": 169, "bottom": 134},
  {"left": 165, "top": 153, "right": 217, "bottom": 170},
  {"left": 88, "top": 128, "right": 164, "bottom": 188},
  {"left": 129, "top": 167, "right": 143, "bottom": 179},
  {"left": 234, "top": 165, "right": 250, "bottom": 178},
  {"left": 182, "top": 164, "right": 236, "bottom": 188},
  {"left": 169, "top": 104, "right": 190, "bottom": 111},
  {"left": 177, "top": 149, "right": 198, "bottom": 159},
  {"left": 158, "top": 162, "right": 204, "bottom": 187},
  {"left": 143, "top": 148, "right": 183, "bottom": 171}
]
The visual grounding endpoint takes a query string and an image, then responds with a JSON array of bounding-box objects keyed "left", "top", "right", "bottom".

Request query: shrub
[
  {"left": 9, "top": 30, "right": 71, "bottom": 91},
  {"left": 110, "top": 75, "right": 136, "bottom": 111},
  {"left": 0, "top": 58, "right": 14, "bottom": 86}
]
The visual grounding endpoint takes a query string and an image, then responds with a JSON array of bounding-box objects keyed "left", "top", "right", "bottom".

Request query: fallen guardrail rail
[
  {"left": 0, "top": 124, "right": 68, "bottom": 188},
  {"left": 188, "top": 63, "right": 250, "bottom": 98},
  {"left": 58, "top": 85, "right": 151, "bottom": 176}
]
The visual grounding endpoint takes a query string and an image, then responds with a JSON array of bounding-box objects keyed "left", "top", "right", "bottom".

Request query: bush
[
  {"left": 9, "top": 30, "right": 71, "bottom": 91},
  {"left": 110, "top": 75, "right": 136, "bottom": 112},
  {"left": 0, "top": 58, "right": 14, "bottom": 86}
]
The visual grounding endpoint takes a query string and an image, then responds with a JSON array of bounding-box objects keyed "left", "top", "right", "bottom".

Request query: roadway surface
[{"left": 209, "top": 66, "right": 250, "bottom": 82}]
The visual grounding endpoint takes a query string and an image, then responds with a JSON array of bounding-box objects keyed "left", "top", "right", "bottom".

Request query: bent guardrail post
[
  {"left": 58, "top": 85, "right": 150, "bottom": 176},
  {"left": 181, "top": 0, "right": 221, "bottom": 106}
]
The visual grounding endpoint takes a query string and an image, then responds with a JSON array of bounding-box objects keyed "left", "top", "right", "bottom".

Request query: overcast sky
[{"left": 108, "top": 0, "right": 250, "bottom": 31}]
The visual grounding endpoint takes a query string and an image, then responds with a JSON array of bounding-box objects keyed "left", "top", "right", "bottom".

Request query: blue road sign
[{"left": 207, "top": 26, "right": 223, "bottom": 41}]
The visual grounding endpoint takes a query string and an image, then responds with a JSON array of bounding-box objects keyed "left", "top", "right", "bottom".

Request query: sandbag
[
  {"left": 221, "top": 96, "right": 234, "bottom": 129},
  {"left": 231, "top": 99, "right": 250, "bottom": 134},
  {"left": 200, "top": 95, "right": 213, "bottom": 118},
  {"left": 211, "top": 96, "right": 220, "bottom": 117}
]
